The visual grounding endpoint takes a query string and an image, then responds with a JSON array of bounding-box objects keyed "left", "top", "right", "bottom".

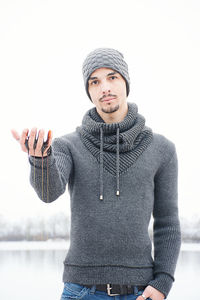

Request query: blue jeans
[{"left": 60, "top": 282, "right": 152, "bottom": 300}]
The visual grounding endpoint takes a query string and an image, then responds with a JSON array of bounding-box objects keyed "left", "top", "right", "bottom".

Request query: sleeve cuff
[
  {"left": 148, "top": 273, "right": 174, "bottom": 298},
  {"left": 28, "top": 151, "right": 55, "bottom": 169}
]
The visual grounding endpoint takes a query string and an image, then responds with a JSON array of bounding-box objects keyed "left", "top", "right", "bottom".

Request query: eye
[
  {"left": 91, "top": 80, "right": 98, "bottom": 85},
  {"left": 109, "top": 76, "right": 117, "bottom": 80}
]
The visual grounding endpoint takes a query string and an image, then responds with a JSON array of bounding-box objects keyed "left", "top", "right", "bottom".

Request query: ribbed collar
[
  {"left": 76, "top": 102, "right": 153, "bottom": 200},
  {"left": 82, "top": 101, "right": 138, "bottom": 134}
]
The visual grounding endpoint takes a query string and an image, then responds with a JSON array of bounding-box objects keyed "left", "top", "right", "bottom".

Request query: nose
[{"left": 100, "top": 80, "right": 111, "bottom": 95}]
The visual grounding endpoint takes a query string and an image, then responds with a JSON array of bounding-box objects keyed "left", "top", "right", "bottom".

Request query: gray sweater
[{"left": 28, "top": 102, "right": 181, "bottom": 298}]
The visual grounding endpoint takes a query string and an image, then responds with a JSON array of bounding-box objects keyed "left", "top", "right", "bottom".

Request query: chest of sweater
[{"left": 67, "top": 136, "right": 158, "bottom": 228}]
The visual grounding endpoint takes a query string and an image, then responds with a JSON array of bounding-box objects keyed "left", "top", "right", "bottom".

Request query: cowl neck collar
[
  {"left": 82, "top": 101, "right": 138, "bottom": 134},
  {"left": 76, "top": 102, "right": 153, "bottom": 200}
]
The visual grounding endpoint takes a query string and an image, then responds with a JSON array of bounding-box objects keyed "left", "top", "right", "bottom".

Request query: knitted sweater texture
[{"left": 28, "top": 102, "right": 181, "bottom": 298}]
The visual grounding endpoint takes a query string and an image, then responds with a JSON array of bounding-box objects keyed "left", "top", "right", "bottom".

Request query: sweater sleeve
[
  {"left": 148, "top": 145, "right": 181, "bottom": 298},
  {"left": 28, "top": 137, "right": 73, "bottom": 203}
]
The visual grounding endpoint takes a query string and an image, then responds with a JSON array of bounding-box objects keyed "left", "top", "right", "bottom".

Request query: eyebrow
[{"left": 88, "top": 72, "right": 118, "bottom": 81}]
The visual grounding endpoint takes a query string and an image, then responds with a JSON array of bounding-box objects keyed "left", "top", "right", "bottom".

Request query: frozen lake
[{"left": 0, "top": 241, "right": 199, "bottom": 300}]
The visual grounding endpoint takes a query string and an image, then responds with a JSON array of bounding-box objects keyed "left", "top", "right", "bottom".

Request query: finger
[
  {"left": 11, "top": 129, "right": 20, "bottom": 142},
  {"left": 137, "top": 296, "right": 150, "bottom": 300},
  {"left": 19, "top": 128, "right": 29, "bottom": 152},
  {"left": 43, "top": 130, "right": 53, "bottom": 155},
  {"left": 27, "top": 127, "right": 37, "bottom": 154},
  {"left": 35, "top": 129, "right": 45, "bottom": 154},
  {"left": 46, "top": 130, "right": 53, "bottom": 149},
  {"left": 47, "top": 130, "right": 53, "bottom": 147},
  {"left": 138, "top": 286, "right": 152, "bottom": 300},
  {"left": 136, "top": 291, "right": 149, "bottom": 300},
  {"left": 39, "top": 130, "right": 52, "bottom": 156}
]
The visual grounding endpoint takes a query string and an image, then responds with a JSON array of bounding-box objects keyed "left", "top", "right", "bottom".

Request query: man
[{"left": 11, "top": 48, "right": 181, "bottom": 300}]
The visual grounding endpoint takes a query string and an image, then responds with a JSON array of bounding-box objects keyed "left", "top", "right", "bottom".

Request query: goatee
[{"left": 101, "top": 104, "right": 120, "bottom": 114}]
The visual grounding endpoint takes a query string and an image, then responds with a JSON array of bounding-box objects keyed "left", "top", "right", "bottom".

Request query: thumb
[
  {"left": 11, "top": 129, "right": 20, "bottom": 141},
  {"left": 47, "top": 130, "right": 53, "bottom": 147}
]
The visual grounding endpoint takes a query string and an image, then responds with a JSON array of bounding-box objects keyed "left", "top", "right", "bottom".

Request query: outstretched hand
[
  {"left": 137, "top": 285, "right": 165, "bottom": 300},
  {"left": 11, "top": 127, "right": 53, "bottom": 157}
]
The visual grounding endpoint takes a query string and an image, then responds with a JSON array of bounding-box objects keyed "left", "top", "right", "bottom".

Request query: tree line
[{"left": 0, "top": 214, "right": 199, "bottom": 242}]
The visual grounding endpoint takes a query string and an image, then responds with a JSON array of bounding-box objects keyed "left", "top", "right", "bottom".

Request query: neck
[{"left": 96, "top": 102, "right": 128, "bottom": 124}]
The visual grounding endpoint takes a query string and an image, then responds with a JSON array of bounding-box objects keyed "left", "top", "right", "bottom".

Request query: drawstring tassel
[
  {"left": 99, "top": 126, "right": 120, "bottom": 200},
  {"left": 100, "top": 127, "right": 104, "bottom": 200}
]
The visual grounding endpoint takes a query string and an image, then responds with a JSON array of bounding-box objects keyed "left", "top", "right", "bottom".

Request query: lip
[{"left": 103, "top": 97, "right": 116, "bottom": 102}]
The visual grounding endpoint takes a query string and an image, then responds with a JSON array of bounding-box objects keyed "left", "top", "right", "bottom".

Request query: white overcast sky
[{"left": 0, "top": 0, "right": 200, "bottom": 220}]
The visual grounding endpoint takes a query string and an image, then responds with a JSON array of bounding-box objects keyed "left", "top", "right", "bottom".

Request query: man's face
[{"left": 88, "top": 67, "right": 127, "bottom": 114}]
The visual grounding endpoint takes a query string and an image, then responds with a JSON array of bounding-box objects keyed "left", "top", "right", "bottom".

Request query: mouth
[{"left": 102, "top": 97, "right": 116, "bottom": 102}]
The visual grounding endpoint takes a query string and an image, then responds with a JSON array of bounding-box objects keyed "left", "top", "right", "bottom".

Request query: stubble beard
[{"left": 101, "top": 103, "right": 120, "bottom": 114}]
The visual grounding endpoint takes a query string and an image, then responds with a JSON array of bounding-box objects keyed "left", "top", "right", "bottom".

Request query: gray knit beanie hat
[{"left": 82, "top": 48, "right": 130, "bottom": 101}]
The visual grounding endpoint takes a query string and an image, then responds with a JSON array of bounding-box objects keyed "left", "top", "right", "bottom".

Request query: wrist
[{"left": 148, "top": 273, "right": 174, "bottom": 298}]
